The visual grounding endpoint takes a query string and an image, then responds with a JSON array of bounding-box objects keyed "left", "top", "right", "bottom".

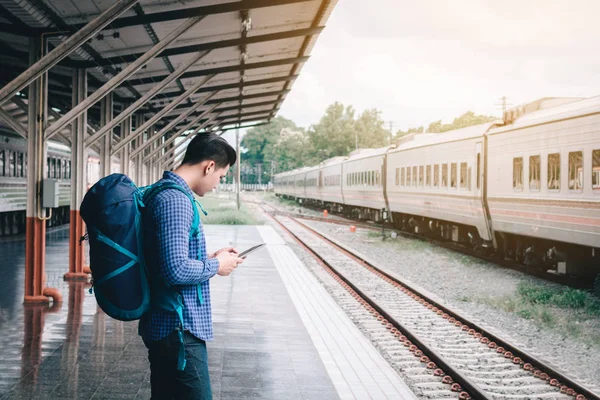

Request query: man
[{"left": 140, "top": 133, "right": 244, "bottom": 399}]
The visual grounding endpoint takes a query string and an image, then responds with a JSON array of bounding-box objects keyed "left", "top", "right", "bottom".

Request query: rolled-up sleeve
[{"left": 152, "top": 192, "right": 219, "bottom": 286}]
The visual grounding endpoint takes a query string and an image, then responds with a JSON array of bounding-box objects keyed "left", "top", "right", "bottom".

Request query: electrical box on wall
[{"left": 42, "top": 179, "right": 60, "bottom": 208}]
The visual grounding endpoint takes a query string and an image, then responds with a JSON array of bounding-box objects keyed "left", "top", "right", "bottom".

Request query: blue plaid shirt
[{"left": 139, "top": 171, "right": 220, "bottom": 342}]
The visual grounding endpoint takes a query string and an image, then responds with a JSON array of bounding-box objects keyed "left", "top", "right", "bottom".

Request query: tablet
[{"left": 238, "top": 243, "right": 266, "bottom": 258}]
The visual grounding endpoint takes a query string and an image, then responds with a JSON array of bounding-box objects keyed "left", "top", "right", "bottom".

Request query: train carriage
[
  {"left": 304, "top": 165, "right": 321, "bottom": 202},
  {"left": 342, "top": 147, "right": 388, "bottom": 220},
  {"left": 386, "top": 124, "right": 496, "bottom": 245},
  {"left": 320, "top": 156, "right": 345, "bottom": 207},
  {"left": 487, "top": 97, "right": 600, "bottom": 272}
]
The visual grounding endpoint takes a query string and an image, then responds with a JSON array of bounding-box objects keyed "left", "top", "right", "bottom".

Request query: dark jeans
[{"left": 144, "top": 330, "right": 212, "bottom": 400}]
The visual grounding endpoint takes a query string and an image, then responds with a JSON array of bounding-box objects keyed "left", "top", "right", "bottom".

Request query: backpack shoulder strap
[{"left": 143, "top": 182, "right": 201, "bottom": 238}]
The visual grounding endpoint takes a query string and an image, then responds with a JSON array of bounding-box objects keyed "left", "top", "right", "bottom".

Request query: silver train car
[
  {"left": 274, "top": 96, "right": 600, "bottom": 277},
  {"left": 0, "top": 131, "right": 111, "bottom": 236}
]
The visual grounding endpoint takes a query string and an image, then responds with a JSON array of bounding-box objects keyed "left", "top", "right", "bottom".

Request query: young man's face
[{"left": 196, "top": 164, "right": 229, "bottom": 196}]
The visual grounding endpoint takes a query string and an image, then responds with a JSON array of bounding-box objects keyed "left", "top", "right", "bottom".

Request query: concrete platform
[{"left": 0, "top": 224, "right": 415, "bottom": 400}]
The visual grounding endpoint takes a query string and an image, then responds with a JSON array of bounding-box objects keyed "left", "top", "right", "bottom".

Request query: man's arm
[{"left": 152, "top": 192, "right": 219, "bottom": 286}]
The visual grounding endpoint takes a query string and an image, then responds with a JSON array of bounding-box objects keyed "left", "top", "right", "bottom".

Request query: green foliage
[
  {"left": 240, "top": 116, "right": 299, "bottom": 182},
  {"left": 307, "top": 102, "right": 358, "bottom": 160},
  {"left": 396, "top": 111, "right": 496, "bottom": 136},
  {"left": 197, "top": 194, "right": 264, "bottom": 225},
  {"left": 517, "top": 283, "right": 600, "bottom": 316}
]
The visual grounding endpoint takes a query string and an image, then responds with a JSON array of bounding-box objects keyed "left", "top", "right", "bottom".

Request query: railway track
[{"left": 260, "top": 204, "right": 600, "bottom": 400}]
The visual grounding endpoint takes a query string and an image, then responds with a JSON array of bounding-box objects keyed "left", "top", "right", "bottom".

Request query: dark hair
[{"left": 181, "top": 133, "right": 236, "bottom": 168}]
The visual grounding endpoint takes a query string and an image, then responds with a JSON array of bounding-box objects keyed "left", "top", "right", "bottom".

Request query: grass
[
  {"left": 475, "top": 282, "right": 600, "bottom": 346},
  {"left": 196, "top": 193, "right": 265, "bottom": 225},
  {"left": 517, "top": 283, "right": 600, "bottom": 316}
]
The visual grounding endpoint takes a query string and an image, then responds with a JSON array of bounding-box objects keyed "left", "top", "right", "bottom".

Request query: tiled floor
[
  {"left": 258, "top": 226, "right": 417, "bottom": 400},
  {"left": 0, "top": 225, "right": 339, "bottom": 400}
]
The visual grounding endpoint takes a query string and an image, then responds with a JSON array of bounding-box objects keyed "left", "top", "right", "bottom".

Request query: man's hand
[
  {"left": 216, "top": 251, "right": 244, "bottom": 276},
  {"left": 209, "top": 246, "right": 238, "bottom": 259}
]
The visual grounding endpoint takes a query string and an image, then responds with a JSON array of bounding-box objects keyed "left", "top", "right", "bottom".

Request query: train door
[{"left": 475, "top": 141, "right": 494, "bottom": 242}]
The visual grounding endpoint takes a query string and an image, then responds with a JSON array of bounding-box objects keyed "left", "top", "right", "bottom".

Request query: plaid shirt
[{"left": 139, "top": 171, "right": 220, "bottom": 342}]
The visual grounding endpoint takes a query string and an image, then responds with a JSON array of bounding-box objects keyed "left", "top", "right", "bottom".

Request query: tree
[
  {"left": 354, "top": 108, "right": 389, "bottom": 148},
  {"left": 240, "top": 116, "right": 298, "bottom": 167},
  {"left": 307, "top": 102, "right": 356, "bottom": 161},
  {"left": 271, "top": 128, "right": 313, "bottom": 171},
  {"left": 439, "top": 111, "right": 496, "bottom": 132}
]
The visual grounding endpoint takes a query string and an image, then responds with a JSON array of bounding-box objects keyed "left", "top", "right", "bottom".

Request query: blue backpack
[{"left": 80, "top": 173, "right": 206, "bottom": 370}]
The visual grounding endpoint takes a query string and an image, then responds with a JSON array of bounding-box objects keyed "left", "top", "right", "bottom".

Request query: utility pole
[
  {"left": 236, "top": 125, "right": 240, "bottom": 210},
  {"left": 388, "top": 121, "right": 393, "bottom": 145},
  {"left": 496, "top": 96, "right": 512, "bottom": 114}
]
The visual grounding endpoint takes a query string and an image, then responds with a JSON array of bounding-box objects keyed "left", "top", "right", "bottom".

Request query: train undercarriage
[
  {"left": 283, "top": 195, "right": 600, "bottom": 289},
  {"left": 0, "top": 206, "right": 71, "bottom": 237}
]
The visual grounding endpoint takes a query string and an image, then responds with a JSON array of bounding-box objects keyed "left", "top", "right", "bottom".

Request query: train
[
  {"left": 0, "top": 131, "right": 117, "bottom": 236},
  {"left": 274, "top": 96, "right": 600, "bottom": 278}
]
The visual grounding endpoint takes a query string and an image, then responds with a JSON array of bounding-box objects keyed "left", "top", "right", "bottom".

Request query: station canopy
[{"left": 0, "top": 0, "right": 337, "bottom": 144}]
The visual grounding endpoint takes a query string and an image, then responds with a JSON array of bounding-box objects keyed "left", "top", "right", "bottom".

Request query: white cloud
[{"left": 279, "top": 0, "right": 600, "bottom": 130}]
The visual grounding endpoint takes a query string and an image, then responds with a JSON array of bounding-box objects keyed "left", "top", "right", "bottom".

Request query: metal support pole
[
  {"left": 236, "top": 126, "right": 240, "bottom": 210},
  {"left": 146, "top": 125, "right": 157, "bottom": 183},
  {"left": 120, "top": 116, "right": 132, "bottom": 176},
  {"left": 0, "top": 0, "right": 138, "bottom": 106},
  {"left": 100, "top": 93, "right": 113, "bottom": 178},
  {"left": 45, "top": 16, "right": 206, "bottom": 140},
  {"left": 24, "top": 38, "right": 56, "bottom": 304},
  {"left": 135, "top": 113, "right": 146, "bottom": 186},
  {"left": 108, "top": 76, "right": 216, "bottom": 152},
  {"left": 158, "top": 136, "right": 191, "bottom": 166},
  {"left": 0, "top": 108, "right": 28, "bottom": 138},
  {"left": 84, "top": 51, "right": 210, "bottom": 147},
  {"left": 130, "top": 92, "right": 217, "bottom": 159},
  {"left": 144, "top": 107, "right": 219, "bottom": 163},
  {"left": 65, "top": 69, "right": 88, "bottom": 281},
  {"left": 159, "top": 113, "right": 218, "bottom": 167}
]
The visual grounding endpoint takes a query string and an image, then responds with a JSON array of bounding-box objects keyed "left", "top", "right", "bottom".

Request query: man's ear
[{"left": 205, "top": 160, "right": 216, "bottom": 174}]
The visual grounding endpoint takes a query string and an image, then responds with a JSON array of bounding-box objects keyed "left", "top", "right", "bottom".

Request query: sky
[{"left": 274, "top": 0, "right": 600, "bottom": 132}]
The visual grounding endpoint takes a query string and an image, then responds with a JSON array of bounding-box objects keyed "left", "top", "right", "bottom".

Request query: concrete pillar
[
  {"left": 120, "top": 115, "right": 131, "bottom": 176},
  {"left": 24, "top": 38, "right": 59, "bottom": 304},
  {"left": 65, "top": 68, "right": 88, "bottom": 281},
  {"left": 100, "top": 93, "right": 113, "bottom": 178}
]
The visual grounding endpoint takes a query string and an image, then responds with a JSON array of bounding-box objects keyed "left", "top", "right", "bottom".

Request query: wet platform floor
[{"left": 0, "top": 225, "right": 340, "bottom": 400}]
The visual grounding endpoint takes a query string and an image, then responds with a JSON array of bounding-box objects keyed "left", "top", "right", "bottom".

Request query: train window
[
  {"left": 419, "top": 166, "right": 424, "bottom": 187},
  {"left": 17, "top": 152, "right": 24, "bottom": 177},
  {"left": 593, "top": 150, "right": 600, "bottom": 191},
  {"left": 568, "top": 151, "right": 583, "bottom": 191},
  {"left": 476, "top": 153, "right": 481, "bottom": 190},
  {"left": 0, "top": 150, "right": 4, "bottom": 176},
  {"left": 412, "top": 166, "right": 417, "bottom": 186},
  {"left": 460, "top": 162, "right": 467, "bottom": 189},
  {"left": 395, "top": 168, "right": 399, "bottom": 186},
  {"left": 450, "top": 163, "right": 457, "bottom": 188},
  {"left": 426, "top": 165, "right": 431, "bottom": 186},
  {"left": 67, "top": 160, "right": 71, "bottom": 179},
  {"left": 513, "top": 157, "right": 523, "bottom": 191},
  {"left": 8, "top": 151, "right": 14, "bottom": 177},
  {"left": 57, "top": 158, "right": 63, "bottom": 180},
  {"left": 548, "top": 153, "right": 560, "bottom": 191},
  {"left": 400, "top": 167, "right": 405, "bottom": 186},
  {"left": 376, "top": 171, "right": 380, "bottom": 186},
  {"left": 468, "top": 167, "right": 472, "bottom": 191},
  {"left": 434, "top": 164, "right": 439, "bottom": 187},
  {"left": 529, "top": 155, "right": 541, "bottom": 191},
  {"left": 442, "top": 164, "right": 448, "bottom": 188},
  {"left": 406, "top": 166, "right": 411, "bottom": 186}
]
